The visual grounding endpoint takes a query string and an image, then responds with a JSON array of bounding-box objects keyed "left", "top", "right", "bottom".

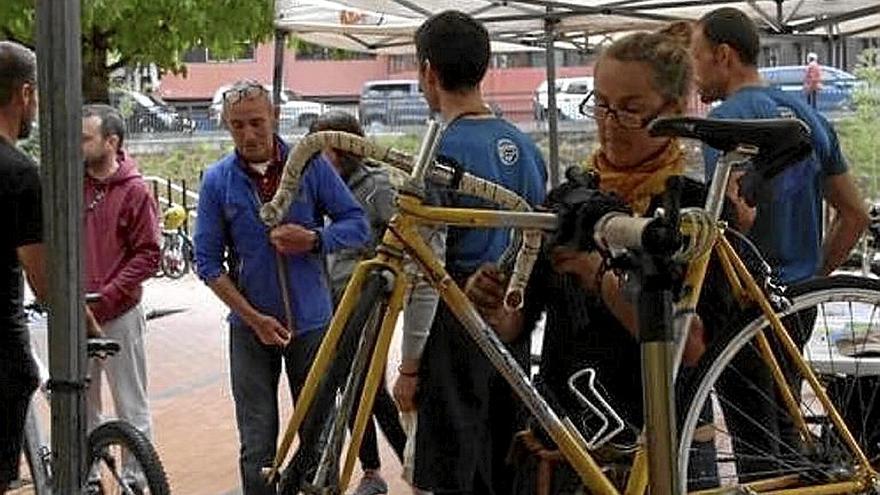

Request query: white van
[{"left": 533, "top": 76, "right": 594, "bottom": 121}]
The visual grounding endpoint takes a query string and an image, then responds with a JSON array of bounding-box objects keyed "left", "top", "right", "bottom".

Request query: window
[
  {"left": 363, "top": 83, "right": 414, "bottom": 96},
  {"left": 565, "top": 81, "right": 590, "bottom": 95},
  {"left": 182, "top": 42, "right": 256, "bottom": 64},
  {"left": 389, "top": 54, "right": 419, "bottom": 72},
  {"left": 295, "top": 40, "right": 375, "bottom": 61},
  {"left": 182, "top": 47, "right": 207, "bottom": 64}
]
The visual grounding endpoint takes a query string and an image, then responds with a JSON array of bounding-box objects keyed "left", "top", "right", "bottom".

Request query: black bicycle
[{"left": 20, "top": 303, "right": 170, "bottom": 495}]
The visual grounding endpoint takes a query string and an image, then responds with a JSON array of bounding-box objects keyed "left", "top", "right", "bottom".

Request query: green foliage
[
  {"left": 837, "top": 48, "right": 880, "bottom": 201},
  {"left": 0, "top": 0, "right": 274, "bottom": 76}
]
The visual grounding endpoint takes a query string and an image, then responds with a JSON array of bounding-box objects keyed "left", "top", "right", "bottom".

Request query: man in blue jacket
[{"left": 194, "top": 80, "right": 369, "bottom": 495}]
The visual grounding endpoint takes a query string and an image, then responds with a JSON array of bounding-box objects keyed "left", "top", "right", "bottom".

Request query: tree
[
  {"left": 0, "top": 0, "right": 275, "bottom": 103},
  {"left": 838, "top": 48, "right": 880, "bottom": 202}
]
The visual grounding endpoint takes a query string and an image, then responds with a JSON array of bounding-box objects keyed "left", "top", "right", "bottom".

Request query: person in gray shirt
[{"left": 310, "top": 111, "right": 406, "bottom": 495}]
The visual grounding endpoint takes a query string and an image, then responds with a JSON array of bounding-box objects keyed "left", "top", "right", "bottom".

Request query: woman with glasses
[{"left": 464, "top": 22, "right": 734, "bottom": 494}]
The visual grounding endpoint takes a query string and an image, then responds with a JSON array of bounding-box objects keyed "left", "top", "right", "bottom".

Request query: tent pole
[
  {"left": 272, "top": 28, "right": 287, "bottom": 134},
  {"left": 36, "top": 0, "right": 86, "bottom": 492},
  {"left": 545, "top": 11, "right": 560, "bottom": 187}
]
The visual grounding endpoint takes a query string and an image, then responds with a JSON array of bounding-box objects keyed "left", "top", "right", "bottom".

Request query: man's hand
[
  {"left": 550, "top": 247, "right": 604, "bottom": 294},
  {"left": 728, "top": 170, "right": 756, "bottom": 232},
  {"left": 85, "top": 306, "right": 103, "bottom": 338},
  {"left": 248, "top": 312, "right": 291, "bottom": 346},
  {"left": 269, "top": 224, "right": 317, "bottom": 255},
  {"left": 393, "top": 371, "right": 418, "bottom": 412}
]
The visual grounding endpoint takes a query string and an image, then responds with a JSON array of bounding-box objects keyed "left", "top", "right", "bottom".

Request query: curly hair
[{"left": 599, "top": 21, "right": 694, "bottom": 103}]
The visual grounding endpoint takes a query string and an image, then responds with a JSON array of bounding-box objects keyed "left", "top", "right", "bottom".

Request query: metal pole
[
  {"left": 545, "top": 11, "right": 560, "bottom": 187},
  {"left": 36, "top": 1, "right": 86, "bottom": 493},
  {"left": 182, "top": 179, "right": 188, "bottom": 235},
  {"left": 640, "top": 262, "right": 680, "bottom": 495},
  {"left": 272, "top": 28, "right": 287, "bottom": 134}
]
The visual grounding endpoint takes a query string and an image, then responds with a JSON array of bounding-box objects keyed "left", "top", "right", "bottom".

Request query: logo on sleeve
[{"left": 496, "top": 138, "right": 520, "bottom": 166}]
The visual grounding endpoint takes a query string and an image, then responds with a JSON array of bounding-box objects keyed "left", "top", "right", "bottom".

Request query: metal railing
[{"left": 145, "top": 175, "right": 199, "bottom": 235}]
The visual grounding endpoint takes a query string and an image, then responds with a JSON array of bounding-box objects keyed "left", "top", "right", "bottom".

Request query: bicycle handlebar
[
  {"left": 593, "top": 213, "right": 680, "bottom": 256},
  {"left": 261, "top": 130, "right": 540, "bottom": 311}
]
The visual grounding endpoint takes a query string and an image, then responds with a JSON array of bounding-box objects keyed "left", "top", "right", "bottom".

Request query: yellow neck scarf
[{"left": 588, "top": 139, "right": 685, "bottom": 216}]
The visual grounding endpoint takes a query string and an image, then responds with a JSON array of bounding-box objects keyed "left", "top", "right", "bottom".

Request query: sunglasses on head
[{"left": 222, "top": 82, "right": 269, "bottom": 106}]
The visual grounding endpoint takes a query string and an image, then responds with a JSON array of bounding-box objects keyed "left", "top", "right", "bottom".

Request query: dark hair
[
  {"left": 599, "top": 22, "right": 694, "bottom": 103},
  {"left": 0, "top": 41, "right": 37, "bottom": 107},
  {"left": 698, "top": 8, "right": 760, "bottom": 67},
  {"left": 309, "top": 110, "right": 364, "bottom": 137},
  {"left": 309, "top": 110, "right": 364, "bottom": 173},
  {"left": 415, "top": 10, "right": 490, "bottom": 92},
  {"left": 83, "top": 103, "right": 126, "bottom": 150}
]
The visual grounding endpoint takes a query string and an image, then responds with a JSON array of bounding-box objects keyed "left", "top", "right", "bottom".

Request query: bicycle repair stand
[{"left": 628, "top": 177, "right": 684, "bottom": 495}]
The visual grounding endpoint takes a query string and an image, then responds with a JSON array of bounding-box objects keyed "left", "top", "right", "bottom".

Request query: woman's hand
[
  {"left": 463, "top": 264, "right": 523, "bottom": 342},
  {"left": 550, "top": 247, "right": 605, "bottom": 294}
]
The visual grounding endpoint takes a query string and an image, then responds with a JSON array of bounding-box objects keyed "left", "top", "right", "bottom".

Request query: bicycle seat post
[
  {"left": 409, "top": 119, "right": 443, "bottom": 187},
  {"left": 704, "top": 148, "right": 754, "bottom": 222}
]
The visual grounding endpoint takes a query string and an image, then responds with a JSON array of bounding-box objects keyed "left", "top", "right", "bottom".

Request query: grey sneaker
[{"left": 350, "top": 474, "right": 388, "bottom": 495}]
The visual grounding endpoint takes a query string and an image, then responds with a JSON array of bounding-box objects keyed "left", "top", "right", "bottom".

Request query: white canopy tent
[
  {"left": 276, "top": 0, "right": 880, "bottom": 49},
  {"left": 272, "top": 0, "right": 880, "bottom": 184}
]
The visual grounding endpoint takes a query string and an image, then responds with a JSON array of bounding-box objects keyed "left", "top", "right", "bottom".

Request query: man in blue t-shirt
[
  {"left": 690, "top": 7, "right": 869, "bottom": 481},
  {"left": 691, "top": 8, "right": 868, "bottom": 284},
  {"left": 392, "top": 11, "right": 547, "bottom": 495}
]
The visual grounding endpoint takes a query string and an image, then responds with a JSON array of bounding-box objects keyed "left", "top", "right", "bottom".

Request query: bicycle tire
[
  {"left": 279, "top": 268, "right": 392, "bottom": 494},
  {"left": 87, "top": 420, "right": 170, "bottom": 495},
  {"left": 677, "top": 275, "right": 880, "bottom": 493},
  {"left": 22, "top": 399, "right": 52, "bottom": 495}
]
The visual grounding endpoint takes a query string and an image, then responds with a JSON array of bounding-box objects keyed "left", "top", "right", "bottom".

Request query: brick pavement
[{"left": 16, "top": 275, "right": 412, "bottom": 495}]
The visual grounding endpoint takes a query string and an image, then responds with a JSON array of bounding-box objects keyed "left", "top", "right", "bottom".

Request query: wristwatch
[{"left": 310, "top": 229, "right": 322, "bottom": 253}]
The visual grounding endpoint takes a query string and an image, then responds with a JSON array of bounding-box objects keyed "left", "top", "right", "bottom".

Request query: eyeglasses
[
  {"left": 222, "top": 82, "right": 269, "bottom": 106},
  {"left": 578, "top": 91, "right": 663, "bottom": 130}
]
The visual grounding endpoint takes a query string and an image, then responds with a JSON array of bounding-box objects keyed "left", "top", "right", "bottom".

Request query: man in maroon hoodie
[{"left": 81, "top": 104, "right": 160, "bottom": 486}]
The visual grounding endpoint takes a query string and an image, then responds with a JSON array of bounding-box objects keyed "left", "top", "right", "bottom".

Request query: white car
[
  {"left": 533, "top": 76, "right": 594, "bottom": 121},
  {"left": 210, "top": 84, "right": 326, "bottom": 130}
]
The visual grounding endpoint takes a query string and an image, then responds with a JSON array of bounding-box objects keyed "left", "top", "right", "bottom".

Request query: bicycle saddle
[
  {"left": 87, "top": 338, "right": 120, "bottom": 358},
  {"left": 649, "top": 116, "right": 813, "bottom": 179}
]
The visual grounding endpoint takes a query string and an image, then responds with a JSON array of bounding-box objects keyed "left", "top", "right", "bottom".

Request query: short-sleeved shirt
[
  {"left": 437, "top": 117, "right": 548, "bottom": 275},
  {"left": 0, "top": 139, "right": 42, "bottom": 346},
  {"left": 703, "top": 86, "right": 848, "bottom": 284}
]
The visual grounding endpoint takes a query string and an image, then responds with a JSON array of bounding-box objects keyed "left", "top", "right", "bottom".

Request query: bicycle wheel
[
  {"left": 677, "top": 275, "right": 880, "bottom": 493},
  {"left": 21, "top": 399, "right": 51, "bottom": 495},
  {"left": 279, "top": 267, "right": 393, "bottom": 494},
  {"left": 87, "top": 420, "right": 170, "bottom": 495}
]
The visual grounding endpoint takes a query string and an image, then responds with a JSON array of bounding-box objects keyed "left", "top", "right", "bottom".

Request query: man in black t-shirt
[{"left": 0, "top": 41, "right": 46, "bottom": 494}]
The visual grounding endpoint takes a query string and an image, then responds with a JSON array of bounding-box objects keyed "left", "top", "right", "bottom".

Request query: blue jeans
[{"left": 229, "top": 325, "right": 328, "bottom": 495}]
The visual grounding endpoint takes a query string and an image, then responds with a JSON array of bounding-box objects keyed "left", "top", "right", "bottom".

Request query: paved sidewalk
[{"left": 16, "top": 275, "right": 411, "bottom": 495}]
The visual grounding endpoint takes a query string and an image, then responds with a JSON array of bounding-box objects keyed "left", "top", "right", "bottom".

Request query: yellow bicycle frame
[{"left": 264, "top": 159, "right": 878, "bottom": 494}]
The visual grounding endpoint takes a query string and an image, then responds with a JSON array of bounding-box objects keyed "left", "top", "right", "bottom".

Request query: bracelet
[{"left": 397, "top": 364, "right": 418, "bottom": 377}]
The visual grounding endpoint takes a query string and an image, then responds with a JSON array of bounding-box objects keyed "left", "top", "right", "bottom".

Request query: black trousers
[
  {"left": 716, "top": 307, "right": 818, "bottom": 481},
  {"left": 414, "top": 302, "right": 528, "bottom": 495}
]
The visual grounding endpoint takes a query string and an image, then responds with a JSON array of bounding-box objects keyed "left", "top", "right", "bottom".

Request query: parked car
[
  {"left": 109, "top": 89, "right": 195, "bottom": 134},
  {"left": 358, "top": 80, "right": 431, "bottom": 128},
  {"left": 759, "top": 65, "right": 859, "bottom": 112},
  {"left": 209, "top": 84, "right": 326, "bottom": 130},
  {"left": 533, "top": 76, "right": 594, "bottom": 121}
]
